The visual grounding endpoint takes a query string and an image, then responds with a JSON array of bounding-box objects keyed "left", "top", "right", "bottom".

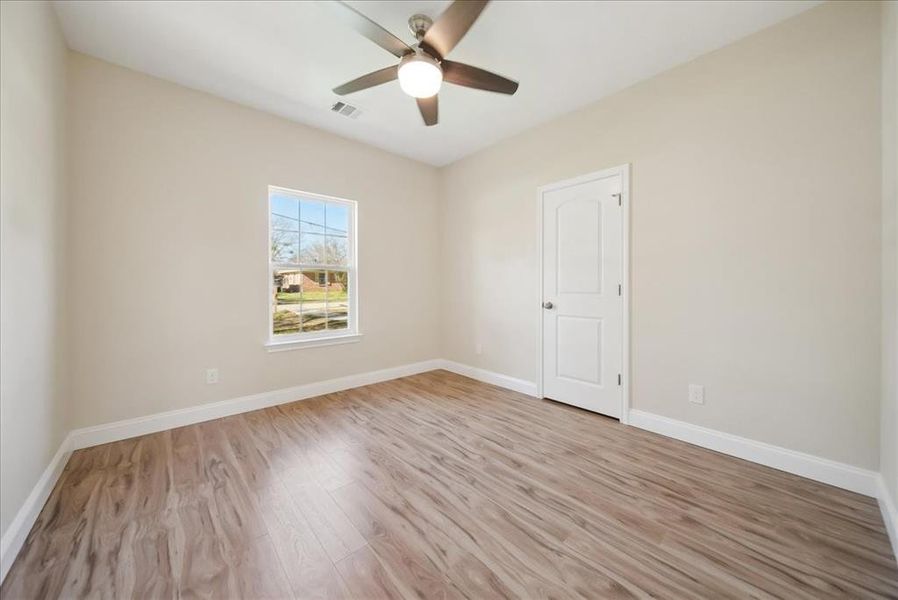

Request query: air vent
[{"left": 331, "top": 101, "right": 362, "bottom": 119}]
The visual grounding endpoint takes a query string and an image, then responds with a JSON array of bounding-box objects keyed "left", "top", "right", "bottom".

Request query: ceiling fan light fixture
[
  {"left": 328, "top": 1, "right": 517, "bottom": 126},
  {"left": 398, "top": 52, "right": 442, "bottom": 98}
]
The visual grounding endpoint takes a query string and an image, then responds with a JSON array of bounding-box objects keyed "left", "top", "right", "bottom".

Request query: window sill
[{"left": 265, "top": 333, "right": 362, "bottom": 352}]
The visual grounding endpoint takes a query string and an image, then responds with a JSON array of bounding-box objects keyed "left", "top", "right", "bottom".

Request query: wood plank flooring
[{"left": 2, "top": 370, "right": 897, "bottom": 599}]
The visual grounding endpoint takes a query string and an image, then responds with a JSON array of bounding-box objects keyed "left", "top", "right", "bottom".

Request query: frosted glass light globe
[{"left": 398, "top": 53, "right": 442, "bottom": 98}]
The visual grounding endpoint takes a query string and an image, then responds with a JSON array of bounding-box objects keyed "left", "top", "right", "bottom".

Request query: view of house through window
[{"left": 269, "top": 187, "right": 355, "bottom": 341}]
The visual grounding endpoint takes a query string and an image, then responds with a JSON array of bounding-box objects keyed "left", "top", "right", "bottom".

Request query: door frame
[{"left": 537, "top": 164, "right": 631, "bottom": 424}]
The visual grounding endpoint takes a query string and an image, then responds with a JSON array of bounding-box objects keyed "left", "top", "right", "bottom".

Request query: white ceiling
[{"left": 53, "top": 1, "right": 818, "bottom": 166}]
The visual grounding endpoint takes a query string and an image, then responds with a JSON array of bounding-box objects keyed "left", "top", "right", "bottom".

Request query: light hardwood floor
[{"left": 2, "top": 370, "right": 897, "bottom": 599}]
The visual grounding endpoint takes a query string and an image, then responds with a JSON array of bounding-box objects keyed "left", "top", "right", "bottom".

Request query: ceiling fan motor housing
[{"left": 408, "top": 14, "right": 433, "bottom": 41}]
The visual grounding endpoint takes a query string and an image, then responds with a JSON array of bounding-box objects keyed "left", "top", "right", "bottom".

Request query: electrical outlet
[
  {"left": 206, "top": 368, "right": 219, "bottom": 384},
  {"left": 688, "top": 384, "right": 704, "bottom": 404},
  {"left": 475, "top": 343, "right": 483, "bottom": 355}
]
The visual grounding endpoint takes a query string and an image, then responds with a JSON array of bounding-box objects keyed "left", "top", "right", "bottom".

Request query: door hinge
[
  {"left": 618, "top": 373, "right": 622, "bottom": 386},
  {"left": 613, "top": 193, "right": 621, "bottom": 206},
  {"left": 618, "top": 284, "right": 622, "bottom": 296}
]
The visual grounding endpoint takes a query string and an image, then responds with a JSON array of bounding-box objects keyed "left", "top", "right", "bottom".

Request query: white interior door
[{"left": 541, "top": 172, "right": 623, "bottom": 418}]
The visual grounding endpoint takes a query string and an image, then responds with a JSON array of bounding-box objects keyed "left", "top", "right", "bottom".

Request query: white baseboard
[
  {"left": 878, "top": 475, "right": 898, "bottom": 566},
  {"left": 437, "top": 360, "right": 538, "bottom": 397},
  {"left": 628, "top": 409, "right": 878, "bottom": 497},
  {"left": 69, "top": 359, "right": 444, "bottom": 450},
  {"left": 62, "top": 358, "right": 540, "bottom": 451},
  {"left": 0, "top": 433, "right": 73, "bottom": 583}
]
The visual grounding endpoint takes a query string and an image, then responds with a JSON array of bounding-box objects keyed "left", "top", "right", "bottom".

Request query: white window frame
[{"left": 265, "top": 186, "right": 360, "bottom": 352}]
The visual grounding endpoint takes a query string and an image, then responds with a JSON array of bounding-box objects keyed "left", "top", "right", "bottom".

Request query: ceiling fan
[{"left": 322, "top": 0, "right": 519, "bottom": 126}]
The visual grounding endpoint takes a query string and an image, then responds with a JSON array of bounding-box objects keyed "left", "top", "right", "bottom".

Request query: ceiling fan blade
[
  {"left": 422, "top": 0, "right": 489, "bottom": 58},
  {"left": 333, "top": 65, "right": 398, "bottom": 95},
  {"left": 416, "top": 95, "right": 438, "bottom": 126},
  {"left": 442, "top": 61, "right": 518, "bottom": 95},
  {"left": 319, "top": 1, "right": 413, "bottom": 58}
]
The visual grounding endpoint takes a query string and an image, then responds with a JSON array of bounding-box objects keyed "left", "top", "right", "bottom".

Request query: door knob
[{"left": 542, "top": 301, "right": 554, "bottom": 309}]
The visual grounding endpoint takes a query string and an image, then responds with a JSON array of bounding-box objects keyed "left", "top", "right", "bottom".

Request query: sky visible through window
[{"left": 270, "top": 194, "right": 348, "bottom": 237}]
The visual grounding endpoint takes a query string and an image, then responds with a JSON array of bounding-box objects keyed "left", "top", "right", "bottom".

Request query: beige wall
[
  {"left": 66, "top": 54, "right": 440, "bottom": 429},
  {"left": 0, "top": 1, "right": 69, "bottom": 538},
  {"left": 439, "top": 1, "right": 882, "bottom": 469},
  {"left": 882, "top": 0, "right": 898, "bottom": 510}
]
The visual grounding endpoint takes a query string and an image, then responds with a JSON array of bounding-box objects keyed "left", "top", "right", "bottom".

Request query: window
[{"left": 268, "top": 186, "right": 358, "bottom": 349}]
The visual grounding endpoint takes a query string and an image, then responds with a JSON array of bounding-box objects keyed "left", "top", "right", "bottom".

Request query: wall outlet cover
[{"left": 688, "top": 384, "right": 704, "bottom": 404}]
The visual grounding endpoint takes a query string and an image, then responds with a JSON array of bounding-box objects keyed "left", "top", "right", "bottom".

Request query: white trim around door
[{"left": 537, "top": 164, "right": 631, "bottom": 423}]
